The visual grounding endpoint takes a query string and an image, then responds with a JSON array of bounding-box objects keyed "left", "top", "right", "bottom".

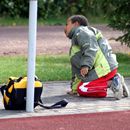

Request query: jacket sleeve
[{"left": 76, "top": 31, "right": 99, "bottom": 69}]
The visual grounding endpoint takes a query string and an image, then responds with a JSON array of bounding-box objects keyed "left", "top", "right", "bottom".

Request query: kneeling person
[{"left": 64, "top": 15, "right": 129, "bottom": 100}]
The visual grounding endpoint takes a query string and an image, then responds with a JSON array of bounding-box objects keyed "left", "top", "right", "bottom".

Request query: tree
[
  {"left": 102, "top": 0, "right": 130, "bottom": 47},
  {"left": 0, "top": 0, "right": 29, "bottom": 18}
]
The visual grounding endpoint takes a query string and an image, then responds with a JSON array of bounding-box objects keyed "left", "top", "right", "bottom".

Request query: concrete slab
[{"left": 0, "top": 79, "right": 130, "bottom": 119}]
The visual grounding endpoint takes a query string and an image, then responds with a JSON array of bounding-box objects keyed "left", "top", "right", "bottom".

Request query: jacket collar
[{"left": 67, "top": 27, "right": 78, "bottom": 39}]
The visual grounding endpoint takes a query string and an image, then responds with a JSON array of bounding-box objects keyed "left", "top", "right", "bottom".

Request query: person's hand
[{"left": 80, "top": 66, "right": 89, "bottom": 77}]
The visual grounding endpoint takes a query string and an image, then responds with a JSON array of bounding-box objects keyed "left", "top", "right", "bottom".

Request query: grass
[
  {"left": 87, "top": 15, "right": 108, "bottom": 24},
  {"left": 38, "top": 16, "right": 67, "bottom": 26},
  {"left": 116, "top": 53, "right": 130, "bottom": 77},
  {"left": 0, "top": 55, "right": 71, "bottom": 84},
  {"left": 0, "top": 16, "right": 108, "bottom": 26},
  {"left": 36, "top": 55, "right": 71, "bottom": 82},
  {"left": 0, "top": 16, "right": 66, "bottom": 26},
  {"left": 0, "top": 56, "right": 27, "bottom": 84},
  {"left": 0, "top": 53, "right": 130, "bottom": 84},
  {"left": 0, "top": 17, "right": 28, "bottom": 26}
]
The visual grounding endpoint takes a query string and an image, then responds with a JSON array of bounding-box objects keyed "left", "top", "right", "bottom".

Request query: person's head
[{"left": 64, "top": 15, "right": 89, "bottom": 37}]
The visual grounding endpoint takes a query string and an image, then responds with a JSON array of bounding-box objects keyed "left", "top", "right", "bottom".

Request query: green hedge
[{"left": 0, "top": 0, "right": 103, "bottom": 19}]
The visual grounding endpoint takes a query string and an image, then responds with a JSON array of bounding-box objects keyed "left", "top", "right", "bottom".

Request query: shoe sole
[
  {"left": 123, "top": 84, "right": 129, "bottom": 97},
  {"left": 114, "top": 87, "right": 123, "bottom": 100},
  {"left": 121, "top": 76, "right": 130, "bottom": 97}
]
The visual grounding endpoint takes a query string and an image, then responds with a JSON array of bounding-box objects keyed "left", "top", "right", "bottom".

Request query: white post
[{"left": 26, "top": 0, "right": 38, "bottom": 112}]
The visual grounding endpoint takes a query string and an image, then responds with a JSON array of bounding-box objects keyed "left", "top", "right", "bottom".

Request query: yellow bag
[
  {"left": 1, "top": 76, "right": 43, "bottom": 110},
  {"left": 0, "top": 76, "right": 68, "bottom": 110}
]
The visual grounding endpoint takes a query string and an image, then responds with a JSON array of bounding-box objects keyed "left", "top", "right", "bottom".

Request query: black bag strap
[
  {"left": 0, "top": 84, "right": 6, "bottom": 96},
  {"left": 16, "top": 77, "right": 23, "bottom": 82},
  {"left": 36, "top": 99, "right": 69, "bottom": 109}
]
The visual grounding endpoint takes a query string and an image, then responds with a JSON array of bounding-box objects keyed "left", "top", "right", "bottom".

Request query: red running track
[{"left": 0, "top": 110, "right": 130, "bottom": 130}]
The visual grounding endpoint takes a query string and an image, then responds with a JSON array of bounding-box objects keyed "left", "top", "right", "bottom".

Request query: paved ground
[
  {"left": 0, "top": 25, "right": 130, "bottom": 56},
  {"left": 0, "top": 78, "right": 130, "bottom": 119}
]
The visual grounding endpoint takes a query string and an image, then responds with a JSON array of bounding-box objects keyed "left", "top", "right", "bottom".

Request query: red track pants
[{"left": 77, "top": 69, "right": 117, "bottom": 97}]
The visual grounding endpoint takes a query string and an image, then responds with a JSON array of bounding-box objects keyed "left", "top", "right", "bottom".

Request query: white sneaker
[
  {"left": 118, "top": 73, "right": 130, "bottom": 97},
  {"left": 110, "top": 74, "right": 123, "bottom": 100}
]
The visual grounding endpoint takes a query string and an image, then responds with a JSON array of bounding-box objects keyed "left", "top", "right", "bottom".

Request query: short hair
[{"left": 69, "top": 15, "right": 89, "bottom": 26}]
